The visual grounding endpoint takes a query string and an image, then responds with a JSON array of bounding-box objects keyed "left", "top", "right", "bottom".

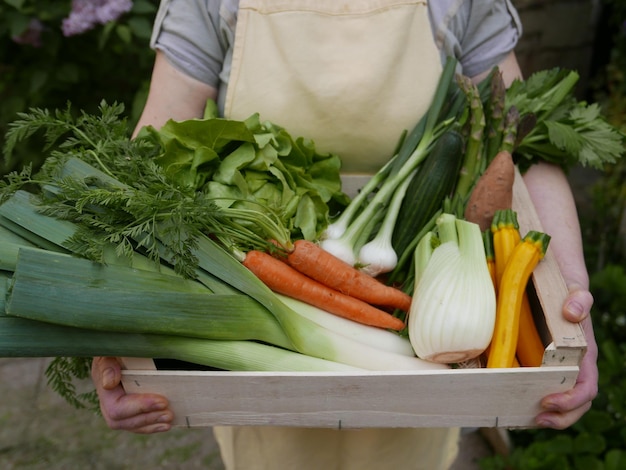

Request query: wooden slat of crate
[
  {"left": 122, "top": 366, "right": 579, "bottom": 429},
  {"left": 511, "top": 167, "right": 587, "bottom": 365}
]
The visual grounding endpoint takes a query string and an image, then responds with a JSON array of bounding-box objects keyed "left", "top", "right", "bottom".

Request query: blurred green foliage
[{"left": 0, "top": 0, "right": 158, "bottom": 174}]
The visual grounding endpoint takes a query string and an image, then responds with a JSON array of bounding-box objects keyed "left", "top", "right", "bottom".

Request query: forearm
[
  {"left": 133, "top": 50, "right": 218, "bottom": 137},
  {"left": 522, "top": 162, "right": 589, "bottom": 293}
]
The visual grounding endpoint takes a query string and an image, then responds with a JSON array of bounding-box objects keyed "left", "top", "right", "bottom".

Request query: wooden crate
[{"left": 121, "top": 168, "right": 587, "bottom": 429}]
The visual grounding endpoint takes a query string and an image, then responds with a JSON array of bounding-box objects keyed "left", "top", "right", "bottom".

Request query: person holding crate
[{"left": 91, "top": 1, "right": 599, "bottom": 468}]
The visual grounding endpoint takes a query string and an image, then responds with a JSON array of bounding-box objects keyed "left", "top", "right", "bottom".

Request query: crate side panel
[
  {"left": 511, "top": 167, "right": 586, "bottom": 359},
  {"left": 122, "top": 367, "right": 579, "bottom": 429}
]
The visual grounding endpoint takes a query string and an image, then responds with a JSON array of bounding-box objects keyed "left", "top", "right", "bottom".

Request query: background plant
[{"left": 0, "top": 0, "right": 158, "bottom": 175}]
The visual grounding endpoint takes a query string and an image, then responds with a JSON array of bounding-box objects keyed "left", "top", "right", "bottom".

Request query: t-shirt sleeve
[
  {"left": 150, "top": 0, "right": 226, "bottom": 88},
  {"left": 430, "top": 0, "right": 523, "bottom": 78}
]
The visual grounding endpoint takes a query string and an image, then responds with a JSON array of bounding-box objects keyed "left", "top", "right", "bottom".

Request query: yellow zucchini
[{"left": 487, "top": 230, "right": 550, "bottom": 369}]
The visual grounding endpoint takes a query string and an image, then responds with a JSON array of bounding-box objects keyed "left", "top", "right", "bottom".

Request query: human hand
[
  {"left": 535, "top": 287, "right": 598, "bottom": 429},
  {"left": 91, "top": 356, "right": 174, "bottom": 433}
]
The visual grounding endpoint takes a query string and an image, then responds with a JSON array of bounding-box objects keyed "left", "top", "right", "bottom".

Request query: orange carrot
[
  {"left": 284, "top": 239, "right": 412, "bottom": 312},
  {"left": 464, "top": 150, "right": 516, "bottom": 232},
  {"left": 243, "top": 250, "right": 406, "bottom": 331}
]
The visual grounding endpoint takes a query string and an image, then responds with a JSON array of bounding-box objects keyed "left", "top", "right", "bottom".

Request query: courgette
[{"left": 391, "top": 129, "right": 465, "bottom": 258}]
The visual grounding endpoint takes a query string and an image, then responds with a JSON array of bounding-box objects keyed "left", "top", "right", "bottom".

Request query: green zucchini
[{"left": 391, "top": 129, "right": 465, "bottom": 258}]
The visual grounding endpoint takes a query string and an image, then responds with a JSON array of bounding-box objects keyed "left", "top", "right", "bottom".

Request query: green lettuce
[{"left": 139, "top": 104, "right": 349, "bottom": 241}]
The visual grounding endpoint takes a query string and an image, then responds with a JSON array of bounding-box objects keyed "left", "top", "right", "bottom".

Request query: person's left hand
[{"left": 535, "top": 286, "right": 598, "bottom": 429}]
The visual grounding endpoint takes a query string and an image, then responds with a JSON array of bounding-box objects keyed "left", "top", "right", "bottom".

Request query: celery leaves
[{"left": 506, "top": 69, "right": 625, "bottom": 171}]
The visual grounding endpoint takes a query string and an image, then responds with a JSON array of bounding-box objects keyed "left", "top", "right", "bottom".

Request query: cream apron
[{"left": 215, "top": 1, "right": 460, "bottom": 469}]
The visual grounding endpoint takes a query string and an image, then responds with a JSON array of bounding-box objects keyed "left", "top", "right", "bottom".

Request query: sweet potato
[{"left": 464, "top": 150, "right": 516, "bottom": 231}]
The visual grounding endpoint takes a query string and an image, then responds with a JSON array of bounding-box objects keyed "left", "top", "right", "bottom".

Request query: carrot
[
  {"left": 464, "top": 150, "right": 516, "bottom": 231},
  {"left": 284, "top": 239, "right": 412, "bottom": 312},
  {"left": 242, "top": 250, "right": 406, "bottom": 331}
]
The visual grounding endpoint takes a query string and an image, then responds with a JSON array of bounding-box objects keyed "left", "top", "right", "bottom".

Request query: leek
[
  {"left": 5, "top": 244, "right": 445, "bottom": 372},
  {"left": 0, "top": 317, "right": 359, "bottom": 372},
  {"left": 408, "top": 214, "right": 496, "bottom": 364},
  {"left": 7, "top": 247, "right": 294, "bottom": 350},
  {"left": 276, "top": 294, "right": 416, "bottom": 357}
]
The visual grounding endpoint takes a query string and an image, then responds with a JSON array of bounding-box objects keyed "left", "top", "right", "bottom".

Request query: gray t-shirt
[{"left": 150, "top": 0, "right": 523, "bottom": 113}]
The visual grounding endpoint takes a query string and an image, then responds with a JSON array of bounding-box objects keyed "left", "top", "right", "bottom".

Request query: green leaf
[
  {"left": 545, "top": 120, "right": 584, "bottom": 155},
  {"left": 6, "top": 10, "right": 29, "bottom": 36},
  {"left": 573, "top": 432, "right": 606, "bottom": 455},
  {"left": 579, "top": 409, "right": 615, "bottom": 434},
  {"left": 4, "top": 0, "right": 27, "bottom": 9},
  {"left": 127, "top": 16, "right": 153, "bottom": 40},
  {"left": 131, "top": 0, "right": 157, "bottom": 14},
  {"left": 573, "top": 455, "right": 604, "bottom": 470},
  {"left": 507, "top": 67, "right": 625, "bottom": 170},
  {"left": 294, "top": 194, "right": 319, "bottom": 241},
  {"left": 213, "top": 143, "right": 257, "bottom": 185},
  {"left": 45, "top": 357, "right": 99, "bottom": 411},
  {"left": 115, "top": 23, "right": 132, "bottom": 44},
  {"left": 204, "top": 181, "right": 241, "bottom": 208},
  {"left": 605, "top": 449, "right": 626, "bottom": 470}
]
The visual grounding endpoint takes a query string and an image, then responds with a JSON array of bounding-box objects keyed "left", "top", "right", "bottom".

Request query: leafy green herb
[
  {"left": 1, "top": 101, "right": 348, "bottom": 270},
  {"left": 45, "top": 357, "right": 99, "bottom": 411},
  {"left": 505, "top": 68, "right": 625, "bottom": 171}
]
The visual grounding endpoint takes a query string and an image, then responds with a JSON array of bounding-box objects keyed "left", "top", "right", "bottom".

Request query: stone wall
[{"left": 512, "top": 0, "right": 603, "bottom": 93}]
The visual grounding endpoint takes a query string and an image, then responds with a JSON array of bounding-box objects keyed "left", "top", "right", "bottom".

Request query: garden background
[{"left": 1, "top": 1, "right": 625, "bottom": 469}]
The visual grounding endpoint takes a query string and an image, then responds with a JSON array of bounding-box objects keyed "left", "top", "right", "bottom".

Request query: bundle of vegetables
[
  {"left": 1, "top": 55, "right": 624, "bottom": 410},
  {"left": 320, "top": 58, "right": 466, "bottom": 277},
  {"left": 320, "top": 57, "right": 624, "bottom": 287},
  {"left": 401, "top": 66, "right": 622, "bottom": 367},
  {"left": 0, "top": 100, "right": 443, "bottom": 407},
  {"left": 315, "top": 58, "right": 623, "bottom": 367},
  {"left": 139, "top": 100, "right": 350, "bottom": 243}
]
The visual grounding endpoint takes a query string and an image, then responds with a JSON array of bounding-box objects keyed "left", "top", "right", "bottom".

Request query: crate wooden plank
[
  {"left": 122, "top": 366, "right": 579, "bottom": 429},
  {"left": 511, "top": 167, "right": 587, "bottom": 366}
]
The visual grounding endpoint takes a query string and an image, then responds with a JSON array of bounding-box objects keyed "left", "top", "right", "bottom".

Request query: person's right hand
[{"left": 91, "top": 356, "right": 174, "bottom": 433}]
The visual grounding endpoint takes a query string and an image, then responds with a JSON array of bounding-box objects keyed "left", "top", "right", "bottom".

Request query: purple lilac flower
[
  {"left": 11, "top": 18, "right": 45, "bottom": 47},
  {"left": 62, "top": 0, "right": 133, "bottom": 37}
]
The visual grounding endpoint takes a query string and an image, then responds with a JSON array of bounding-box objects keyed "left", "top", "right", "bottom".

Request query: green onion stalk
[{"left": 320, "top": 57, "right": 459, "bottom": 269}]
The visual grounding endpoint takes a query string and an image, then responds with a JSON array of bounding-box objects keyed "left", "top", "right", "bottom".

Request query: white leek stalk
[
  {"left": 277, "top": 294, "right": 415, "bottom": 357},
  {"left": 408, "top": 214, "right": 496, "bottom": 364}
]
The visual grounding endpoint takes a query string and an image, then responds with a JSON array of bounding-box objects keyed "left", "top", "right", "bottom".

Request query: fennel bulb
[{"left": 408, "top": 214, "right": 496, "bottom": 364}]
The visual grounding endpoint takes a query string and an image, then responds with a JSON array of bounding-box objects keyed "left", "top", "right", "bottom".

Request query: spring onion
[{"left": 320, "top": 57, "right": 459, "bottom": 272}]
